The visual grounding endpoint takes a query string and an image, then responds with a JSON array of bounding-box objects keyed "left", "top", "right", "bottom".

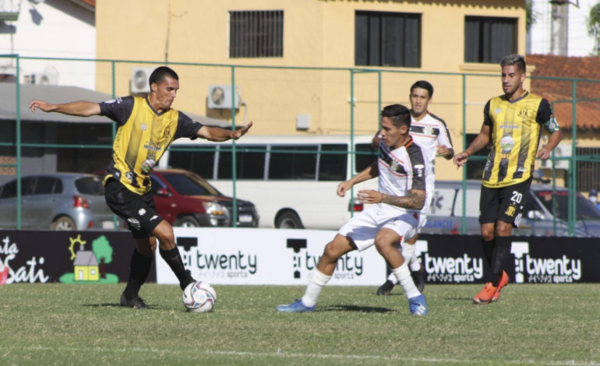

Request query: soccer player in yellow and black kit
[
  {"left": 30, "top": 66, "right": 253, "bottom": 309},
  {"left": 454, "top": 54, "right": 562, "bottom": 305}
]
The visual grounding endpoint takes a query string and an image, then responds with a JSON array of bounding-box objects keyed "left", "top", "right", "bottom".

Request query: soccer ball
[{"left": 182, "top": 281, "right": 217, "bottom": 313}]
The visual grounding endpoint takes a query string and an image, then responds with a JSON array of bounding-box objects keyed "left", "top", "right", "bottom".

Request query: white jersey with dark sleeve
[{"left": 377, "top": 138, "right": 427, "bottom": 214}]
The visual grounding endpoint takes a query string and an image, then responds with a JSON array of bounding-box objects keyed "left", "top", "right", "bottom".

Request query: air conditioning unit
[
  {"left": 27, "top": 73, "right": 58, "bottom": 86},
  {"left": 207, "top": 85, "right": 241, "bottom": 109},
  {"left": 130, "top": 67, "right": 155, "bottom": 94},
  {"left": 539, "top": 143, "right": 572, "bottom": 170}
]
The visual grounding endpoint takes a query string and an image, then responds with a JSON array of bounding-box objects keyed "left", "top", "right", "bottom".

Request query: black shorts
[
  {"left": 479, "top": 177, "right": 532, "bottom": 227},
  {"left": 104, "top": 178, "right": 163, "bottom": 239}
]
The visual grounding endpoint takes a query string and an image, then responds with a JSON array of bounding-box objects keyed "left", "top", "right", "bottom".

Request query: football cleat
[
  {"left": 473, "top": 282, "right": 497, "bottom": 305},
  {"left": 408, "top": 294, "right": 428, "bottom": 316},
  {"left": 275, "top": 299, "right": 316, "bottom": 313},
  {"left": 120, "top": 293, "right": 150, "bottom": 309},
  {"left": 411, "top": 263, "right": 426, "bottom": 293},
  {"left": 376, "top": 280, "right": 395, "bottom": 296},
  {"left": 492, "top": 271, "right": 509, "bottom": 302}
]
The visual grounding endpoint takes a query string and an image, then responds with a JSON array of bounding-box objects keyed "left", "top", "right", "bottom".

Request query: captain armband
[{"left": 544, "top": 115, "right": 561, "bottom": 133}]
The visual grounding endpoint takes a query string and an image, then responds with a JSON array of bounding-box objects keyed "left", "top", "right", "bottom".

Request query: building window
[
  {"left": 355, "top": 11, "right": 421, "bottom": 68},
  {"left": 229, "top": 10, "right": 284, "bottom": 58},
  {"left": 465, "top": 16, "right": 517, "bottom": 64}
]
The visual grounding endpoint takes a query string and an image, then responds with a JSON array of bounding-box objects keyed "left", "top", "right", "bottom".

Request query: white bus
[{"left": 158, "top": 135, "right": 379, "bottom": 230}]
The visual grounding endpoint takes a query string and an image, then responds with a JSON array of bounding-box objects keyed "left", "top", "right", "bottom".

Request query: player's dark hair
[
  {"left": 500, "top": 54, "right": 526, "bottom": 73},
  {"left": 149, "top": 66, "right": 179, "bottom": 86},
  {"left": 381, "top": 104, "right": 411, "bottom": 128},
  {"left": 410, "top": 80, "right": 434, "bottom": 98}
]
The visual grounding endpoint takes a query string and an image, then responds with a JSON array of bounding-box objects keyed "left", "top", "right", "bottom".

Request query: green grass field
[{"left": 0, "top": 283, "right": 599, "bottom": 366}]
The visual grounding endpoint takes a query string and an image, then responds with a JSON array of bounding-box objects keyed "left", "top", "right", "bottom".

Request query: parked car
[
  {"left": 423, "top": 180, "right": 600, "bottom": 237},
  {"left": 0, "top": 173, "right": 115, "bottom": 231},
  {"left": 149, "top": 169, "right": 259, "bottom": 228}
]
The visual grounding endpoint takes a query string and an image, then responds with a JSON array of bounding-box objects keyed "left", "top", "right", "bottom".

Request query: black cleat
[
  {"left": 411, "top": 263, "right": 426, "bottom": 293},
  {"left": 376, "top": 280, "right": 395, "bottom": 296},
  {"left": 120, "top": 293, "right": 150, "bottom": 309}
]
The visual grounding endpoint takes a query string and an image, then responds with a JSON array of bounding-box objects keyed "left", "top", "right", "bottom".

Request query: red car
[{"left": 149, "top": 169, "right": 259, "bottom": 228}]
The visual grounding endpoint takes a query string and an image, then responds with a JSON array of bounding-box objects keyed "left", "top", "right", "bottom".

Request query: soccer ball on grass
[{"left": 182, "top": 281, "right": 217, "bottom": 313}]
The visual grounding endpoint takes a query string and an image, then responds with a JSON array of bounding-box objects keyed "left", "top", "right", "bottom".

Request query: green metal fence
[{"left": 0, "top": 54, "right": 597, "bottom": 236}]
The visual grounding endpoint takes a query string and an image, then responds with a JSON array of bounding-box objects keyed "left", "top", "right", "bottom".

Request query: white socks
[
  {"left": 301, "top": 269, "right": 331, "bottom": 307},
  {"left": 387, "top": 242, "right": 420, "bottom": 285},
  {"left": 391, "top": 264, "right": 421, "bottom": 299}
]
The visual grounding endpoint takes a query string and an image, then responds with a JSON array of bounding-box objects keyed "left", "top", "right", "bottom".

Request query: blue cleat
[
  {"left": 408, "top": 294, "right": 428, "bottom": 316},
  {"left": 275, "top": 299, "right": 316, "bottom": 313}
]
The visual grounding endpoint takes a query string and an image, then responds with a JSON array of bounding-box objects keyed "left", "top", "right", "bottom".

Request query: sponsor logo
[
  {"left": 141, "top": 123, "right": 147, "bottom": 131},
  {"left": 495, "top": 107, "right": 502, "bottom": 114},
  {"left": 500, "top": 136, "right": 515, "bottom": 153},
  {"left": 414, "top": 164, "right": 425, "bottom": 177},
  {"left": 512, "top": 242, "right": 582, "bottom": 284},
  {"left": 143, "top": 144, "right": 161, "bottom": 152},
  {"left": 125, "top": 171, "right": 134, "bottom": 182},
  {"left": 500, "top": 125, "right": 519, "bottom": 130},
  {"left": 141, "top": 159, "right": 156, "bottom": 174},
  {"left": 0, "top": 236, "right": 49, "bottom": 284},
  {"left": 104, "top": 98, "right": 122, "bottom": 104},
  {"left": 285, "top": 239, "right": 363, "bottom": 280},
  {"left": 127, "top": 218, "right": 141, "bottom": 230},
  {"left": 59, "top": 234, "right": 118, "bottom": 284},
  {"left": 416, "top": 241, "right": 484, "bottom": 283},
  {"left": 138, "top": 209, "right": 146, "bottom": 216},
  {"left": 177, "top": 237, "right": 258, "bottom": 280}
]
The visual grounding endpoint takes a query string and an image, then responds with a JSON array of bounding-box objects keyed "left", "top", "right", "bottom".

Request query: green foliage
[
  {"left": 526, "top": 0, "right": 536, "bottom": 32},
  {"left": 0, "top": 284, "right": 598, "bottom": 365},
  {"left": 92, "top": 235, "right": 113, "bottom": 264},
  {"left": 588, "top": 4, "right": 600, "bottom": 54}
]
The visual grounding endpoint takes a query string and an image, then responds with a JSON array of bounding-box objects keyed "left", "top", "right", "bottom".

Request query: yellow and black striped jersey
[
  {"left": 99, "top": 96, "right": 202, "bottom": 195},
  {"left": 481, "top": 92, "right": 560, "bottom": 188}
]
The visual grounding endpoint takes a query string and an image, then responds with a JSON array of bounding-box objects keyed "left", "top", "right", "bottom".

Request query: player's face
[
  {"left": 501, "top": 65, "right": 526, "bottom": 97},
  {"left": 152, "top": 76, "right": 179, "bottom": 110},
  {"left": 379, "top": 116, "right": 408, "bottom": 149},
  {"left": 409, "top": 87, "right": 431, "bottom": 118}
]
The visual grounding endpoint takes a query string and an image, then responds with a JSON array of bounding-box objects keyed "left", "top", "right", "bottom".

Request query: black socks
[
  {"left": 489, "top": 236, "right": 511, "bottom": 286},
  {"left": 123, "top": 249, "right": 154, "bottom": 300},
  {"left": 160, "top": 247, "right": 195, "bottom": 290}
]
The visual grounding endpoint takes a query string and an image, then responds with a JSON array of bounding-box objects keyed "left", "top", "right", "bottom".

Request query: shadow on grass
[
  {"left": 82, "top": 303, "right": 159, "bottom": 309},
  {"left": 320, "top": 304, "right": 395, "bottom": 313}
]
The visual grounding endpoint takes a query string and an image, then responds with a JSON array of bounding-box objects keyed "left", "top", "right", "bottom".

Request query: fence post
[
  {"left": 231, "top": 66, "right": 238, "bottom": 227},
  {"left": 460, "top": 73, "right": 467, "bottom": 234},
  {"left": 16, "top": 54, "right": 21, "bottom": 230}
]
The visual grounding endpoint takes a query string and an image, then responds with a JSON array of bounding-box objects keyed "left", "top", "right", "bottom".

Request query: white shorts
[
  {"left": 417, "top": 214, "right": 428, "bottom": 233},
  {"left": 338, "top": 205, "right": 419, "bottom": 252}
]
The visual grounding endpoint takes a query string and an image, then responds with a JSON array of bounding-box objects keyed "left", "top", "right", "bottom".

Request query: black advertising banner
[
  {"left": 417, "top": 234, "right": 600, "bottom": 284},
  {"left": 0, "top": 230, "right": 156, "bottom": 284}
]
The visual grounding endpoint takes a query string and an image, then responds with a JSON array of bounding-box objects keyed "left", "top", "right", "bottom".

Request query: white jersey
[
  {"left": 409, "top": 112, "right": 453, "bottom": 215},
  {"left": 377, "top": 137, "right": 428, "bottom": 215}
]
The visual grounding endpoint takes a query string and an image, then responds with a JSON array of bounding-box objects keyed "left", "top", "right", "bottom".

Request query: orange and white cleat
[
  {"left": 473, "top": 282, "right": 497, "bottom": 305},
  {"left": 492, "top": 271, "right": 509, "bottom": 302}
]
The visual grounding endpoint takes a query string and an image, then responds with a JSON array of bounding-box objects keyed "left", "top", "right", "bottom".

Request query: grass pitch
[{"left": 0, "top": 283, "right": 599, "bottom": 366}]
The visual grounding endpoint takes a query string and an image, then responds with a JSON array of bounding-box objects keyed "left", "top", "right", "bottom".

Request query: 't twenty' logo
[{"left": 512, "top": 242, "right": 581, "bottom": 284}]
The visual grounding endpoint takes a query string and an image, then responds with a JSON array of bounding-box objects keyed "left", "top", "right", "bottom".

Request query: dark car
[{"left": 149, "top": 169, "right": 259, "bottom": 228}]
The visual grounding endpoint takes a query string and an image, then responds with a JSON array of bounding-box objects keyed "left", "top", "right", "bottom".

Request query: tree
[
  {"left": 92, "top": 236, "right": 113, "bottom": 279},
  {"left": 588, "top": 4, "right": 600, "bottom": 55},
  {"left": 526, "top": 0, "right": 537, "bottom": 32}
]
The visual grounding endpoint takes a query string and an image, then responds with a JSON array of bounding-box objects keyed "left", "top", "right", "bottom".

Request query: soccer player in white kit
[
  {"left": 276, "top": 104, "right": 429, "bottom": 316},
  {"left": 376, "top": 81, "right": 454, "bottom": 296}
]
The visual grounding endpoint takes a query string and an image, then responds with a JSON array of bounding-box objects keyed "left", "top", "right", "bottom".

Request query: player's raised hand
[
  {"left": 536, "top": 147, "right": 552, "bottom": 160},
  {"left": 233, "top": 121, "right": 253, "bottom": 140},
  {"left": 29, "top": 100, "right": 53, "bottom": 113},
  {"left": 337, "top": 181, "right": 353, "bottom": 197}
]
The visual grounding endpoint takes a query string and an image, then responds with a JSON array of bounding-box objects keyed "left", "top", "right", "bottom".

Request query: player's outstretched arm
[
  {"left": 357, "top": 189, "right": 425, "bottom": 209},
  {"left": 196, "top": 121, "right": 253, "bottom": 142},
  {"left": 337, "top": 161, "right": 379, "bottom": 197},
  {"left": 29, "top": 100, "right": 101, "bottom": 117},
  {"left": 453, "top": 125, "right": 491, "bottom": 168}
]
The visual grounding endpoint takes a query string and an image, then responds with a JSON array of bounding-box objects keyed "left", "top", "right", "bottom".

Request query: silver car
[
  {"left": 0, "top": 173, "right": 115, "bottom": 231},
  {"left": 424, "top": 180, "right": 600, "bottom": 237}
]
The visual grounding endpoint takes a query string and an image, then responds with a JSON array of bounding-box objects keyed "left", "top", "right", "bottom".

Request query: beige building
[{"left": 96, "top": 0, "right": 527, "bottom": 179}]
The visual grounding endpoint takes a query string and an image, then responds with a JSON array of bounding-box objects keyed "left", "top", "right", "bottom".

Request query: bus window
[
  {"left": 269, "top": 145, "right": 318, "bottom": 180},
  {"left": 169, "top": 148, "right": 216, "bottom": 179},
  {"left": 219, "top": 145, "right": 267, "bottom": 180},
  {"left": 355, "top": 143, "right": 378, "bottom": 173},
  {"left": 318, "top": 144, "right": 347, "bottom": 181}
]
